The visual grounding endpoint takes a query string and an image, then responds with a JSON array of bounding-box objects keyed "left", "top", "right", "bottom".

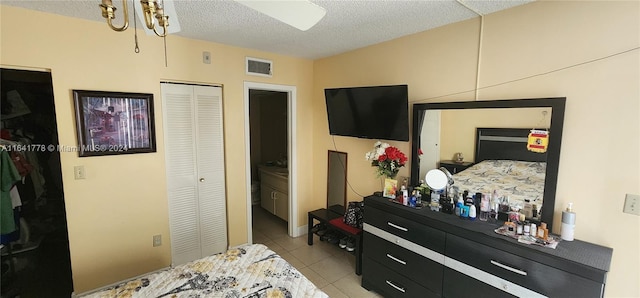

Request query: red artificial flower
[{"left": 366, "top": 142, "right": 407, "bottom": 179}]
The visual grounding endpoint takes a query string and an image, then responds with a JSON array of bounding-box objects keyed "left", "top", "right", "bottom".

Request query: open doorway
[
  {"left": 0, "top": 68, "right": 73, "bottom": 297},
  {"left": 244, "top": 82, "right": 298, "bottom": 245}
]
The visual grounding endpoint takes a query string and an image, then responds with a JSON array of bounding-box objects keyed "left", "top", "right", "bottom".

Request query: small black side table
[
  {"left": 307, "top": 208, "right": 342, "bottom": 245},
  {"left": 308, "top": 208, "right": 363, "bottom": 275}
]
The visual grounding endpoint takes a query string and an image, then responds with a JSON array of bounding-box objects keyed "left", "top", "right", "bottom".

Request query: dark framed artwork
[{"left": 73, "top": 90, "right": 156, "bottom": 157}]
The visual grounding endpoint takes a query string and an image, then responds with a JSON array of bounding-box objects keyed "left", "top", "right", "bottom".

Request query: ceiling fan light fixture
[
  {"left": 100, "top": 0, "right": 129, "bottom": 31},
  {"left": 236, "top": 0, "right": 327, "bottom": 31},
  {"left": 99, "top": 0, "right": 177, "bottom": 37}
]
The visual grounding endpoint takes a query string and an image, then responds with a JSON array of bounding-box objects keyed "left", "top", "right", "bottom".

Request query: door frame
[{"left": 244, "top": 82, "right": 298, "bottom": 242}]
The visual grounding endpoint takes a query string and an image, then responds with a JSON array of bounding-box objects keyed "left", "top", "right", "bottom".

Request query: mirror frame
[
  {"left": 327, "top": 150, "right": 348, "bottom": 215},
  {"left": 410, "top": 98, "right": 566, "bottom": 230}
]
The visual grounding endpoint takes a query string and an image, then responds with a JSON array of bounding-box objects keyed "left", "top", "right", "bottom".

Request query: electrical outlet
[
  {"left": 203, "top": 51, "right": 211, "bottom": 64},
  {"left": 74, "top": 166, "right": 85, "bottom": 180},
  {"left": 623, "top": 194, "right": 640, "bottom": 216},
  {"left": 153, "top": 235, "right": 162, "bottom": 247}
]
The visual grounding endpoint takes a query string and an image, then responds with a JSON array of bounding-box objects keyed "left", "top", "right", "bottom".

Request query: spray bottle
[{"left": 561, "top": 203, "right": 576, "bottom": 241}]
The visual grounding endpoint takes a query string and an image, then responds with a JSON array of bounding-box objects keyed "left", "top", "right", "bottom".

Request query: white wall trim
[
  {"left": 244, "top": 82, "right": 299, "bottom": 243},
  {"left": 297, "top": 224, "right": 308, "bottom": 237}
]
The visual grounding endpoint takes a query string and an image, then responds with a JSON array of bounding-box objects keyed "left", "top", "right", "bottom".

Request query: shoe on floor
[
  {"left": 327, "top": 232, "right": 341, "bottom": 245},
  {"left": 311, "top": 223, "right": 326, "bottom": 234},
  {"left": 346, "top": 237, "right": 356, "bottom": 252},
  {"left": 339, "top": 237, "right": 348, "bottom": 249},
  {"left": 316, "top": 227, "right": 328, "bottom": 236}
]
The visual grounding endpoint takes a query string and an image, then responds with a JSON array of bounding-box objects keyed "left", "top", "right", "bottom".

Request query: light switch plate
[
  {"left": 623, "top": 194, "right": 639, "bottom": 216},
  {"left": 203, "top": 51, "right": 211, "bottom": 64},
  {"left": 153, "top": 235, "right": 162, "bottom": 247},
  {"left": 74, "top": 166, "right": 85, "bottom": 180}
]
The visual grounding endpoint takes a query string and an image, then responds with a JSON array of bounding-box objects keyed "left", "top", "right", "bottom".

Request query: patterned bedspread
[
  {"left": 81, "top": 244, "right": 328, "bottom": 298},
  {"left": 452, "top": 160, "right": 546, "bottom": 206}
]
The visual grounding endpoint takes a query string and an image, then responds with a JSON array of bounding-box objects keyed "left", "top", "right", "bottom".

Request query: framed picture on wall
[{"left": 72, "top": 90, "right": 156, "bottom": 157}]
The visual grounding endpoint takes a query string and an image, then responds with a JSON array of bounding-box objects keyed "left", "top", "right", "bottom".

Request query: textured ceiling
[{"left": 1, "top": 0, "right": 534, "bottom": 59}]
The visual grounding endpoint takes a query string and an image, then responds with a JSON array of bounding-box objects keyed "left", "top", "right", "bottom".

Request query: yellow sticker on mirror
[{"left": 527, "top": 129, "right": 548, "bottom": 153}]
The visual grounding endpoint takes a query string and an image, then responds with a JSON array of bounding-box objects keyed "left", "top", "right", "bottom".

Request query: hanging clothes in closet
[
  {"left": 1, "top": 128, "right": 45, "bottom": 204},
  {"left": 1, "top": 146, "right": 22, "bottom": 243}
]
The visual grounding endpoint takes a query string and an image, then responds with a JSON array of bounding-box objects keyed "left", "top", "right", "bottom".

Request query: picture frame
[
  {"left": 383, "top": 178, "right": 398, "bottom": 199},
  {"left": 73, "top": 90, "right": 156, "bottom": 157}
]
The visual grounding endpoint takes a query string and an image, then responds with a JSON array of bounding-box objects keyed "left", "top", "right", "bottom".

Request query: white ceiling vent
[{"left": 246, "top": 57, "right": 273, "bottom": 77}]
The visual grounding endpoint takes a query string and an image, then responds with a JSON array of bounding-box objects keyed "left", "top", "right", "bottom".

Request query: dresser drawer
[
  {"left": 364, "top": 232, "right": 443, "bottom": 293},
  {"left": 443, "top": 267, "right": 515, "bottom": 298},
  {"left": 362, "top": 256, "right": 440, "bottom": 298},
  {"left": 364, "top": 205, "right": 445, "bottom": 253},
  {"left": 445, "top": 234, "right": 604, "bottom": 297}
]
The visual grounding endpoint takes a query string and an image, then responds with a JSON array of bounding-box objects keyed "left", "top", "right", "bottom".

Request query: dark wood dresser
[{"left": 361, "top": 195, "right": 612, "bottom": 298}]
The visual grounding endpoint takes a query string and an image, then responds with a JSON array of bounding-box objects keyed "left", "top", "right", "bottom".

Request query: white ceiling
[{"left": 1, "top": 0, "right": 533, "bottom": 59}]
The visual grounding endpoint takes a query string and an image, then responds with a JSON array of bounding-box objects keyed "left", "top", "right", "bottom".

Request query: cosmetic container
[
  {"left": 561, "top": 203, "right": 576, "bottom": 241},
  {"left": 469, "top": 204, "right": 476, "bottom": 220},
  {"left": 537, "top": 222, "right": 548, "bottom": 240},
  {"left": 530, "top": 223, "right": 537, "bottom": 238}
]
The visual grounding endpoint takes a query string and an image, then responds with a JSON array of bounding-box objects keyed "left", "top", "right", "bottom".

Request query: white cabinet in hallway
[{"left": 259, "top": 167, "right": 289, "bottom": 221}]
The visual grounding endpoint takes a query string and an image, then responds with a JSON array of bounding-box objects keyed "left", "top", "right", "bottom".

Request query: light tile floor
[{"left": 251, "top": 205, "right": 384, "bottom": 298}]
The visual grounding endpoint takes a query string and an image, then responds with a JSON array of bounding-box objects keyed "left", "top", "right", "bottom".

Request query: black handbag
[{"left": 343, "top": 201, "right": 364, "bottom": 229}]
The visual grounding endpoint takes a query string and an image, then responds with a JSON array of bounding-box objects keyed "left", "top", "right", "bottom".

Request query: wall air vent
[{"left": 246, "top": 57, "right": 273, "bottom": 77}]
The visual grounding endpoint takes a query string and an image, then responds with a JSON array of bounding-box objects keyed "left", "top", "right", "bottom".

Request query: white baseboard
[{"left": 295, "top": 224, "right": 308, "bottom": 237}]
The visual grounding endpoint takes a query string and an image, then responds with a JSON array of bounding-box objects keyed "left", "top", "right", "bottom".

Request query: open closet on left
[{"left": 1, "top": 68, "right": 73, "bottom": 297}]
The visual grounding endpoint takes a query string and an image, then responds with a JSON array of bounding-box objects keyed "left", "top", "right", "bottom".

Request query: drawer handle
[
  {"left": 386, "top": 253, "right": 407, "bottom": 265},
  {"left": 387, "top": 222, "right": 408, "bottom": 232},
  {"left": 490, "top": 260, "right": 528, "bottom": 276},
  {"left": 385, "top": 280, "right": 406, "bottom": 293}
]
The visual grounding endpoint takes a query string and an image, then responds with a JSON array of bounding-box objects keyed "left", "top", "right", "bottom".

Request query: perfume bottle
[
  {"left": 479, "top": 193, "right": 490, "bottom": 221},
  {"left": 537, "top": 222, "right": 549, "bottom": 240}
]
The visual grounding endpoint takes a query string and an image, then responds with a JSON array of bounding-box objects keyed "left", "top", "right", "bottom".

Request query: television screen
[{"left": 325, "top": 85, "right": 409, "bottom": 141}]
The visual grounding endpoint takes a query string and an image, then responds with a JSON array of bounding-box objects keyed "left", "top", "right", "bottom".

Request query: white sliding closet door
[{"left": 161, "top": 83, "right": 227, "bottom": 266}]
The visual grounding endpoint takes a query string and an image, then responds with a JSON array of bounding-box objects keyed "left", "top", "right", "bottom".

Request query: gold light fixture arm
[
  {"left": 141, "top": 0, "right": 170, "bottom": 37},
  {"left": 99, "top": 0, "right": 170, "bottom": 38},
  {"left": 140, "top": 0, "right": 157, "bottom": 30},
  {"left": 99, "top": 0, "right": 129, "bottom": 32},
  {"left": 152, "top": 14, "right": 169, "bottom": 37}
]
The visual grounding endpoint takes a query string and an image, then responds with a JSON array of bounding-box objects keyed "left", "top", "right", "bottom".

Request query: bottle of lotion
[
  {"left": 561, "top": 203, "right": 576, "bottom": 241},
  {"left": 469, "top": 204, "right": 477, "bottom": 220}
]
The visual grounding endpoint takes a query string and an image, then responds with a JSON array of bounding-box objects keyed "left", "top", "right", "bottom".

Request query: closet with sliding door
[{"left": 160, "top": 82, "right": 227, "bottom": 266}]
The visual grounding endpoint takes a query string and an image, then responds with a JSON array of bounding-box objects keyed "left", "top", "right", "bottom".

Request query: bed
[
  {"left": 450, "top": 128, "right": 548, "bottom": 208},
  {"left": 451, "top": 159, "right": 546, "bottom": 205},
  {"left": 80, "top": 244, "right": 328, "bottom": 298}
]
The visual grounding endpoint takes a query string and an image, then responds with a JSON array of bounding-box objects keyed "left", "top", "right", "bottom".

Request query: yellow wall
[
  {"left": 439, "top": 107, "right": 551, "bottom": 163},
  {"left": 2, "top": 1, "right": 639, "bottom": 296},
  {"left": 313, "top": 1, "right": 639, "bottom": 297},
  {"left": 0, "top": 5, "right": 314, "bottom": 293}
]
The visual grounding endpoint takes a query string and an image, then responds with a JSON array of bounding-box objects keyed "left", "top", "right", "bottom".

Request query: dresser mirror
[
  {"left": 410, "top": 98, "right": 566, "bottom": 230},
  {"left": 327, "top": 150, "right": 347, "bottom": 215}
]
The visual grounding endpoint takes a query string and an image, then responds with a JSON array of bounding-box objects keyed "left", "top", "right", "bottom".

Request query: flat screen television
[{"left": 325, "top": 84, "right": 409, "bottom": 141}]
